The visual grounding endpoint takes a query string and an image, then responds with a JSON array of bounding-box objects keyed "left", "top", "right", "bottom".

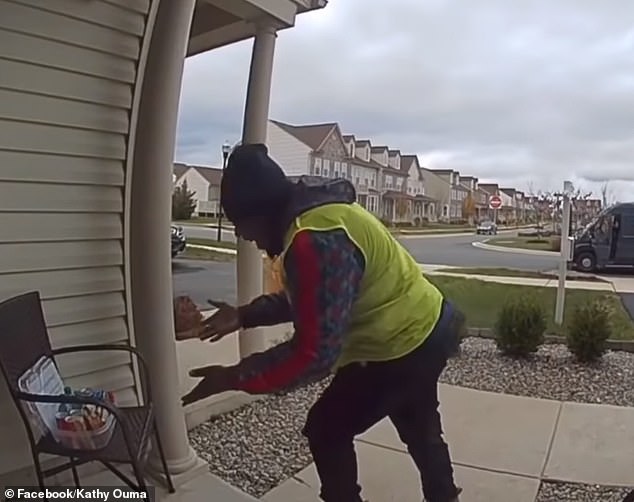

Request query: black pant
[{"left": 302, "top": 300, "right": 462, "bottom": 502}]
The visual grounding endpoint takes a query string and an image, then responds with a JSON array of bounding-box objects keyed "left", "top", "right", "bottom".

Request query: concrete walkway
[
  {"left": 261, "top": 384, "right": 634, "bottom": 502},
  {"left": 81, "top": 383, "right": 634, "bottom": 501},
  {"left": 421, "top": 264, "right": 634, "bottom": 293}
]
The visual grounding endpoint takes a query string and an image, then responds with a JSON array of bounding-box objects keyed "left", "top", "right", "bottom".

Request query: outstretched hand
[
  {"left": 181, "top": 364, "right": 236, "bottom": 406},
  {"left": 199, "top": 299, "right": 241, "bottom": 342}
]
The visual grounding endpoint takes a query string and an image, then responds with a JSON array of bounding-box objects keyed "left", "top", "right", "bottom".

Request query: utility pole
[{"left": 554, "top": 181, "right": 574, "bottom": 325}]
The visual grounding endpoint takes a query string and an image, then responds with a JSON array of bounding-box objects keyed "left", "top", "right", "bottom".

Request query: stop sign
[{"left": 489, "top": 195, "right": 502, "bottom": 209}]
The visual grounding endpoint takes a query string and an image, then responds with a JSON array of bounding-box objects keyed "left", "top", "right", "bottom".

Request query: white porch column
[
  {"left": 237, "top": 21, "right": 278, "bottom": 358},
  {"left": 128, "top": 0, "right": 202, "bottom": 484}
]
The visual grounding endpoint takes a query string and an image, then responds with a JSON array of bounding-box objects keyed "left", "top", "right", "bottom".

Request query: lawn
[
  {"left": 180, "top": 247, "right": 235, "bottom": 262},
  {"left": 487, "top": 235, "right": 558, "bottom": 252},
  {"left": 426, "top": 275, "right": 634, "bottom": 340},
  {"left": 439, "top": 267, "right": 606, "bottom": 283}
]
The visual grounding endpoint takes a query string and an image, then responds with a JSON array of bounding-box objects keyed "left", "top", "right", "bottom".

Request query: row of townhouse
[{"left": 173, "top": 119, "right": 560, "bottom": 225}]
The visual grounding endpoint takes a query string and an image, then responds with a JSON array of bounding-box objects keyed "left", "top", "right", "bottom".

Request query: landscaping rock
[
  {"left": 441, "top": 337, "right": 634, "bottom": 406},
  {"left": 536, "top": 481, "right": 633, "bottom": 501},
  {"left": 188, "top": 337, "right": 634, "bottom": 497}
]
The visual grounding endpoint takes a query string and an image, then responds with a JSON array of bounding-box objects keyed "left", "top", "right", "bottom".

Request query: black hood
[{"left": 283, "top": 175, "right": 357, "bottom": 224}]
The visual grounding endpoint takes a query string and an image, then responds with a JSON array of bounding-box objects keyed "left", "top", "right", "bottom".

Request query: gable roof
[
  {"left": 194, "top": 165, "right": 223, "bottom": 184},
  {"left": 269, "top": 119, "right": 337, "bottom": 150},
  {"left": 173, "top": 162, "right": 189, "bottom": 180},
  {"left": 400, "top": 154, "right": 423, "bottom": 177},
  {"left": 173, "top": 163, "right": 222, "bottom": 185}
]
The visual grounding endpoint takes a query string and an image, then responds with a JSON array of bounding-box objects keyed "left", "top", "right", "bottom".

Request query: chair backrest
[{"left": 0, "top": 291, "right": 53, "bottom": 393}]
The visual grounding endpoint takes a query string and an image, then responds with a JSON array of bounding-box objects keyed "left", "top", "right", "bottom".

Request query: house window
[
  {"left": 368, "top": 196, "right": 378, "bottom": 213},
  {"left": 341, "top": 162, "right": 348, "bottom": 178},
  {"left": 396, "top": 178, "right": 403, "bottom": 189},
  {"left": 333, "top": 161, "right": 340, "bottom": 177},
  {"left": 313, "top": 158, "right": 322, "bottom": 176},
  {"left": 385, "top": 175, "right": 393, "bottom": 189},
  {"left": 323, "top": 159, "right": 330, "bottom": 177},
  {"left": 370, "top": 176, "right": 375, "bottom": 187}
]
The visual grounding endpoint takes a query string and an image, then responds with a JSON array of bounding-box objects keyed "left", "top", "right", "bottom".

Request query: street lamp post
[{"left": 216, "top": 141, "right": 232, "bottom": 241}]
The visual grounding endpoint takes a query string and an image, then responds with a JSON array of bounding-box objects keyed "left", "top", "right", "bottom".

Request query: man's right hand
[{"left": 199, "top": 300, "right": 242, "bottom": 342}]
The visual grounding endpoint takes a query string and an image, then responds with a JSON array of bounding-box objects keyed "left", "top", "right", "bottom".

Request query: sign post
[
  {"left": 554, "top": 181, "right": 574, "bottom": 325},
  {"left": 489, "top": 195, "right": 502, "bottom": 225}
]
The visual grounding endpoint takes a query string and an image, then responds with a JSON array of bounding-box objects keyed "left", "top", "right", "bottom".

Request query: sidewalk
[
  {"left": 188, "top": 243, "right": 634, "bottom": 294},
  {"left": 261, "top": 384, "right": 634, "bottom": 502},
  {"left": 80, "top": 383, "right": 634, "bottom": 502}
]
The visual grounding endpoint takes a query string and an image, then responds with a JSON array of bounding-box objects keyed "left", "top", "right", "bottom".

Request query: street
[{"left": 172, "top": 227, "right": 560, "bottom": 307}]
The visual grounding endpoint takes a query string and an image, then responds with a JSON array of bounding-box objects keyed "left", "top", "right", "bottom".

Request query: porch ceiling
[{"left": 187, "top": 0, "right": 327, "bottom": 57}]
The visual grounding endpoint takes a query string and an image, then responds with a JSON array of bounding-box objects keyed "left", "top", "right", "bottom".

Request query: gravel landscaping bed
[
  {"left": 189, "top": 379, "right": 330, "bottom": 498},
  {"left": 188, "top": 336, "right": 634, "bottom": 497},
  {"left": 536, "top": 481, "right": 633, "bottom": 501},
  {"left": 441, "top": 337, "right": 634, "bottom": 407}
]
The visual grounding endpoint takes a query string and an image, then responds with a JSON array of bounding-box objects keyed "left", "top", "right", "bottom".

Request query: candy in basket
[{"left": 52, "top": 387, "right": 117, "bottom": 450}]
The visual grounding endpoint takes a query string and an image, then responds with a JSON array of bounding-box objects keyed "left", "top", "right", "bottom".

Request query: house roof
[
  {"left": 173, "top": 162, "right": 189, "bottom": 180},
  {"left": 383, "top": 190, "right": 413, "bottom": 200},
  {"left": 478, "top": 183, "right": 499, "bottom": 194},
  {"left": 355, "top": 139, "right": 371, "bottom": 147},
  {"left": 173, "top": 163, "right": 222, "bottom": 185},
  {"left": 370, "top": 145, "right": 389, "bottom": 153},
  {"left": 342, "top": 134, "right": 355, "bottom": 142},
  {"left": 270, "top": 119, "right": 337, "bottom": 150},
  {"left": 194, "top": 165, "right": 223, "bottom": 184},
  {"left": 400, "top": 155, "right": 420, "bottom": 173},
  {"left": 349, "top": 157, "right": 384, "bottom": 170}
]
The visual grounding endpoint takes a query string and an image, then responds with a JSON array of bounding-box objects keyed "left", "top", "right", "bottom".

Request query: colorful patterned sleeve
[{"left": 227, "top": 228, "right": 366, "bottom": 395}]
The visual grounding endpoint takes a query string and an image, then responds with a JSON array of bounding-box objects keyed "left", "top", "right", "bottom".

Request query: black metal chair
[{"left": 0, "top": 291, "right": 175, "bottom": 494}]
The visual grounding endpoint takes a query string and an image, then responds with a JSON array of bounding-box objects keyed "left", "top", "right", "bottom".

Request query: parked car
[
  {"left": 476, "top": 220, "right": 497, "bottom": 235},
  {"left": 171, "top": 225, "right": 186, "bottom": 258}
]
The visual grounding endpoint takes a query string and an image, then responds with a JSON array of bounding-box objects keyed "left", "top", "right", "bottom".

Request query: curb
[
  {"left": 186, "top": 244, "right": 236, "bottom": 255},
  {"left": 472, "top": 240, "right": 558, "bottom": 257},
  {"left": 466, "top": 328, "right": 634, "bottom": 353}
]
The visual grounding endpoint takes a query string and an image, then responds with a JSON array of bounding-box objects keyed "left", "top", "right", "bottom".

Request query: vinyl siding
[
  {"left": 176, "top": 169, "right": 211, "bottom": 215},
  {"left": 0, "top": 0, "right": 153, "bottom": 474},
  {"left": 266, "top": 121, "right": 312, "bottom": 176}
]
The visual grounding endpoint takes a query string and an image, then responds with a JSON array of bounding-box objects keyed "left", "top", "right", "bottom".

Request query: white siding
[
  {"left": 0, "top": 0, "right": 153, "bottom": 475},
  {"left": 266, "top": 121, "right": 312, "bottom": 176},
  {"left": 176, "top": 169, "right": 210, "bottom": 214}
]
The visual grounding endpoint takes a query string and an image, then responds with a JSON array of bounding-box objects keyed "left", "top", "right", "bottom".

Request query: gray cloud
[{"left": 176, "top": 0, "right": 634, "bottom": 201}]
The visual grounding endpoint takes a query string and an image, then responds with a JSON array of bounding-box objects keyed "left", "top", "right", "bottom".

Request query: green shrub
[
  {"left": 566, "top": 300, "right": 612, "bottom": 363},
  {"left": 494, "top": 297, "right": 546, "bottom": 357}
]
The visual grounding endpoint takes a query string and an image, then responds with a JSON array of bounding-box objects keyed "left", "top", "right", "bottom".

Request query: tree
[
  {"left": 600, "top": 182, "right": 615, "bottom": 208},
  {"left": 172, "top": 180, "right": 197, "bottom": 220},
  {"left": 395, "top": 198, "right": 410, "bottom": 219},
  {"left": 462, "top": 193, "right": 476, "bottom": 224}
]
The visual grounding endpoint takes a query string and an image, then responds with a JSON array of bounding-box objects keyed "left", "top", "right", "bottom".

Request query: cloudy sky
[{"left": 176, "top": 0, "right": 634, "bottom": 202}]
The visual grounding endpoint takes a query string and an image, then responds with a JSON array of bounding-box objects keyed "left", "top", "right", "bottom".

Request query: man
[{"left": 181, "top": 143, "right": 464, "bottom": 502}]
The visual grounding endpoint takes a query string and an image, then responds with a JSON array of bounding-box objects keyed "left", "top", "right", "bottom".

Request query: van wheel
[{"left": 576, "top": 252, "right": 596, "bottom": 272}]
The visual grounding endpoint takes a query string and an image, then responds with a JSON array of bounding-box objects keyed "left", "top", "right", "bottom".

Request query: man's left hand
[{"left": 181, "top": 365, "right": 237, "bottom": 406}]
